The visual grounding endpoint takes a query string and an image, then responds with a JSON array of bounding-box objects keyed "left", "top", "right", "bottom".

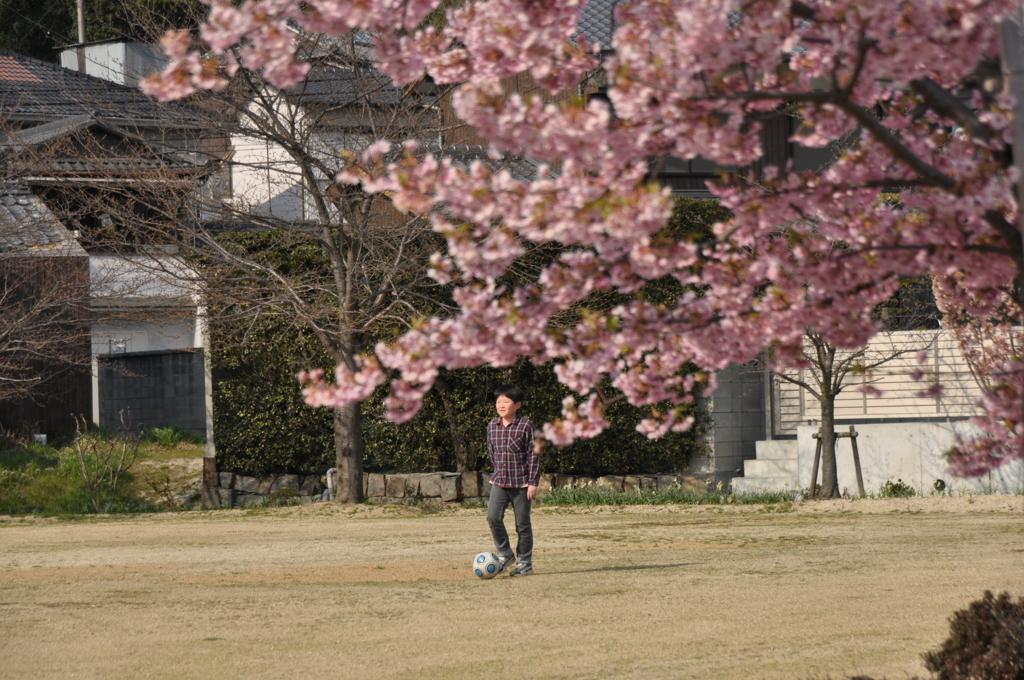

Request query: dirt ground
[{"left": 0, "top": 496, "right": 1021, "bottom": 680}]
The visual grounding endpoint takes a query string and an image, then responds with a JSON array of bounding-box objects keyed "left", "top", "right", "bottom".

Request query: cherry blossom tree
[{"left": 145, "top": 0, "right": 1024, "bottom": 493}]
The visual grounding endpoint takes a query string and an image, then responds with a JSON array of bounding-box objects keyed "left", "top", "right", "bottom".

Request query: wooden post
[
  {"left": 849, "top": 425, "right": 865, "bottom": 497},
  {"left": 810, "top": 431, "right": 822, "bottom": 498}
]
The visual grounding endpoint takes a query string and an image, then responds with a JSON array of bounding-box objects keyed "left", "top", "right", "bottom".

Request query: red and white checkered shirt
[{"left": 486, "top": 415, "right": 539, "bottom": 488}]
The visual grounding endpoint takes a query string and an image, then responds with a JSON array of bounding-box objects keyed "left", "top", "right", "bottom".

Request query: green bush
[
  {"left": 923, "top": 591, "right": 1024, "bottom": 680},
  {"left": 142, "top": 425, "right": 204, "bottom": 447},
  {"left": 0, "top": 440, "right": 153, "bottom": 515},
  {"left": 879, "top": 478, "right": 916, "bottom": 498},
  {"left": 213, "top": 325, "right": 707, "bottom": 476}
]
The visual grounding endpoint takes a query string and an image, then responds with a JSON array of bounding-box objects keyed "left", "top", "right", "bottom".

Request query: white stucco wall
[{"left": 796, "top": 422, "right": 1023, "bottom": 495}]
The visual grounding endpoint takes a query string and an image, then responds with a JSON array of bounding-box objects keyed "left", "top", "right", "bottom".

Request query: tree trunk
[
  {"left": 434, "top": 372, "right": 473, "bottom": 473},
  {"left": 818, "top": 397, "right": 840, "bottom": 498},
  {"left": 333, "top": 403, "right": 364, "bottom": 503}
]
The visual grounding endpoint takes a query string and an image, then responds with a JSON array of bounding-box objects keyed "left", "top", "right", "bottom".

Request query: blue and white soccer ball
[{"left": 473, "top": 551, "right": 501, "bottom": 579}]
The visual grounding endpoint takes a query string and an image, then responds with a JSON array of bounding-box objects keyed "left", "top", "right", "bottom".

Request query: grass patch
[
  {"left": 535, "top": 486, "right": 799, "bottom": 507},
  {"left": 141, "top": 425, "right": 204, "bottom": 448},
  {"left": 0, "top": 435, "right": 161, "bottom": 516}
]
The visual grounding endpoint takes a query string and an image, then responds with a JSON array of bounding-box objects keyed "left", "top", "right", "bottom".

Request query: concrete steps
[{"left": 730, "top": 440, "right": 799, "bottom": 495}]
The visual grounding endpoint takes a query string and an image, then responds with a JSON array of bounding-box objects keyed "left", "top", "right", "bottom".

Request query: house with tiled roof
[{"left": 0, "top": 49, "right": 212, "bottom": 437}]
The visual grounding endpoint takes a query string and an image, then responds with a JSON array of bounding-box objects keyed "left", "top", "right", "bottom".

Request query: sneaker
[
  {"left": 508, "top": 562, "right": 533, "bottom": 577},
  {"left": 495, "top": 554, "right": 514, "bottom": 575}
]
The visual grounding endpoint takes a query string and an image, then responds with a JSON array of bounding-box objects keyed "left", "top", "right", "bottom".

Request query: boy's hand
[{"left": 527, "top": 485, "right": 537, "bottom": 501}]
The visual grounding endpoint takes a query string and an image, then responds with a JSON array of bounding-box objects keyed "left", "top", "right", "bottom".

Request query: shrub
[
  {"left": 141, "top": 425, "right": 204, "bottom": 448},
  {"left": 879, "top": 478, "right": 916, "bottom": 498},
  {"left": 212, "top": 321, "right": 707, "bottom": 476},
  {"left": 923, "top": 591, "right": 1024, "bottom": 680}
]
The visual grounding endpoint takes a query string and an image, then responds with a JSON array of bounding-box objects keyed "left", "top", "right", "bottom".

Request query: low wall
[
  {"left": 796, "top": 422, "right": 1024, "bottom": 494},
  {"left": 211, "top": 471, "right": 713, "bottom": 507}
]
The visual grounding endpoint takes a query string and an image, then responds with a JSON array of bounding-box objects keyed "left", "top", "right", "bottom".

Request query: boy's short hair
[{"left": 494, "top": 384, "right": 526, "bottom": 404}]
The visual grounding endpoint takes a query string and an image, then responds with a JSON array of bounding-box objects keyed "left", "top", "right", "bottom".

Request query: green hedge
[{"left": 212, "top": 326, "right": 706, "bottom": 476}]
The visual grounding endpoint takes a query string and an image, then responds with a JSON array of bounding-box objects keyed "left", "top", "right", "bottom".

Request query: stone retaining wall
[{"left": 211, "top": 471, "right": 711, "bottom": 507}]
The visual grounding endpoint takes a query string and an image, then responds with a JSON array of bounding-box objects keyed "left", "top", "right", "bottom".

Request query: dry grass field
[{"left": 1, "top": 496, "right": 1021, "bottom": 680}]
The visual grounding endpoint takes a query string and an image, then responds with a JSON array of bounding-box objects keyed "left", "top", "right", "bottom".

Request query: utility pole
[
  {"left": 998, "top": 2, "right": 1024, "bottom": 459},
  {"left": 76, "top": 0, "right": 86, "bottom": 72}
]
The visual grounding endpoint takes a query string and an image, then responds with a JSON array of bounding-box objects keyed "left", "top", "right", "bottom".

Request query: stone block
[
  {"left": 640, "top": 476, "right": 658, "bottom": 490},
  {"left": 480, "top": 472, "right": 492, "bottom": 498},
  {"left": 270, "top": 474, "right": 300, "bottom": 493},
  {"left": 554, "top": 474, "right": 574, "bottom": 489},
  {"left": 575, "top": 476, "right": 596, "bottom": 488},
  {"left": 622, "top": 476, "right": 641, "bottom": 492},
  {"left": 419, "top": 473, "right": 443, "bottom": 498},
  {"left": 440, "top": 474, "right": 461, "bottom": 502},
  {"left": 656, "top": 474, "right": 679, "bottom": 491},
  {"left": 299, "top": 475, "right": 319, "bottom": 496},
  {"left": 366, "top": 473, "right": 386, "bottom": 497},
  {"left": 200, "top": 487, "right": 219, "bottom": 509},
  {"left": 218, "top": 489, "right": 235, "bottom": 508},
  {"left": 218, "top": 472, "right": 235, "bottom": 489},
  {"left": 460, "top": 471, "right": 480, "bottom": 498},
  {"left": 234, "top": 475, "right": 260, "bottom": 491},
  {"left": 257, "top": 477, "right": 275, "bottom": 495},
  {"left": 538, "top": 474, "right": 554, "bottom": 495},
  {"left": 596, "top": 475, "right": 623, "bottom": 491},
  {"left": 385, "top": 474, "right": 409, "bottom": 498},
  {"left": 236, "top": 493, "right": 264, "bottom": 508}
]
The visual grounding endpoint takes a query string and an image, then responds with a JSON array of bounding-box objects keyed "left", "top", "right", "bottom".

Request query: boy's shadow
[{"left": 537, "top": 562, "right": 698, "bottom": 576}]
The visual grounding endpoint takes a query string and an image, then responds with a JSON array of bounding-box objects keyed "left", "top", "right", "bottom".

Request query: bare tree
[
  {"left": 66, "top": 23, "right": 478, "bottom": 502},
  {"left": 0, "top": 178, "right": 91, "bottom": 424},
  {"left": 772, "top": 279, "right": 942, "bottom": 498}
]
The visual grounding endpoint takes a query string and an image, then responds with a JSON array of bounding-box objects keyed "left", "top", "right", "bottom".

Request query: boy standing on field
[{"left": 486, "top": 384, "right": 539, "bottom": 577}]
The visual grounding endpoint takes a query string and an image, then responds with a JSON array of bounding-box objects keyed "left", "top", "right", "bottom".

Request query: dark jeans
[{"left": 487, "top": 485, "right": 533, "bottom": 566}]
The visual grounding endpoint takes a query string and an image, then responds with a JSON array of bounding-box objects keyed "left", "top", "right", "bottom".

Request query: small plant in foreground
[
  {"left": 879, "top": 478, "right": 916, "bottom": 498},
  {"left": 923, "top": 590, "right": 1024, "bottom": 680},
  {"left": 72, "top": 414, "right": 141, "bottom": 513},
  {"left": 141, "top": 425, "right": 204, "bottom": 448}
]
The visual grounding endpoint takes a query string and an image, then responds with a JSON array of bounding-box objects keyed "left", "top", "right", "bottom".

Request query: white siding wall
[{"left": 775, "top": 330, "right": 981, "bottom": 435}]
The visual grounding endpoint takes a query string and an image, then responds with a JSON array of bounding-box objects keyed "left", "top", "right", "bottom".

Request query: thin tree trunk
[
  {"left": 818, "top": 397, "right": 840, "bottom": 498},
  {"left": 434, "top": 372, "right": 473, "bottom": 472},
  {"left": 333, "top": 403, "right": 364, "bottom": 503}
]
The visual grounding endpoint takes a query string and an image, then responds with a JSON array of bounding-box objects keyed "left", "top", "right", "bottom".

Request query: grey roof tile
[
  {"left": 422, "top": 143, "right": 546, "bottom": 182},
  {"left": 0, "top": 49, "right": 200, "bottom": 125},
  {"left": 0, "top": 182, "right": 86, "bottom": 255},
  {"left": 577, "top": 0, "right": 621, "bottom": 51},
  {"left": 0, "top": 115, "right": 205, "bottom": 175}
]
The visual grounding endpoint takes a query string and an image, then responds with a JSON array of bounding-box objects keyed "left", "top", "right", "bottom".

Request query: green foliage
[
  {"left": 71, "top": 423, "right": 142, "bottom": 512},
  {"left": 211, "top": 320, "right": 335, "bottom": 476},
  {"left": 0, "top": 438, "right": 154, "bottom": 515},
  {"left": 923, "top": 591, "right": 1024, "bottom": 680},
  {"left": 214, "top": 323, "right": 706, "bottom": 476},
  {"left": 362, "top": 359, "right": 704, "bottom": 475},
  {"left": 879, "top": 478, "right": 916, "bottom": 498},
  {"left": 141, "top": 425, "right": 204, "bottom": 448},
  {"left": 535, "top": 486, "right": 798, "bottom": 507}
]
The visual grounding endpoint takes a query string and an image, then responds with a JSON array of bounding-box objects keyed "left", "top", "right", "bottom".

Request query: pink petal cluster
[{"left": 151, "top": 0, "right": 1024, "bottom": 476}]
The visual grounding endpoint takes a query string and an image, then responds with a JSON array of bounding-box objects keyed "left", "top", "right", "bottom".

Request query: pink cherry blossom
[{"left": 149, "top": 0, "right": 1024, "bottom": 476}]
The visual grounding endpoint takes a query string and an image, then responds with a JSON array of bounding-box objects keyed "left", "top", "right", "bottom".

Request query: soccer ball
[{"left": 473, "top": 551, "right": 501, "bottom": 579}]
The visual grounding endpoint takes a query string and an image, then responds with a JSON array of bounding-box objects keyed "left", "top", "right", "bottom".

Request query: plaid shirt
[{"left": 486, "top": 415, "right": 539, "bottom": 488}]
